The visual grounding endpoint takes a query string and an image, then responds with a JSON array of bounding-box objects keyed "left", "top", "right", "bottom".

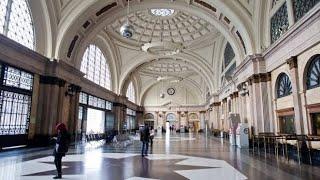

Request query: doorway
[{"left": 86, "top": 108, "right": 105, "bottom": 134}]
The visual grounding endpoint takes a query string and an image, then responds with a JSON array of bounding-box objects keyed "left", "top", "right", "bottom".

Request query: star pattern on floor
[{"left": 23, "top": 155, "right": 217, "bottom": 180}]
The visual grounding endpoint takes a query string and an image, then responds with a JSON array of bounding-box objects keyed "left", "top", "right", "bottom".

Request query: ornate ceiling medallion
[
  {"left": 150, "top": 9, "right": 175, "bottom": 16},
  {"left": 141, "top": 41, "right": 183, "bottom": 56}
]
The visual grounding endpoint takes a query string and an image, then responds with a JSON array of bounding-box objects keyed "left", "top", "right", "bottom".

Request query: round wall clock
[{"left": 167, "top": 87, "right": 175, "bottom": 95}]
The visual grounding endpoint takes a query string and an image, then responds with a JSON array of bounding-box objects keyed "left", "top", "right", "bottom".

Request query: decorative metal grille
[
  {"left": 277, "top": 73, "right": 292, "bottom": 98},
  {"left": 81, "top": 92, "right": 112, "bottom": 110},
  {"left": 79, "top": 92, "right": 88, "bottom": 104},
  {"left": 126, "top": 108, "right": 136, "bottom": 116},
  {"left": 0, "top": 90, "right": 31, "bottom": 135},
  {"left": 307, "top": 55, "right": 320, "bottom": 90},
  {"left": 0, "top": 0, "right": 34, "bottom": 49},
  {"left": 80, "top": 45, "right": 111, "bottom": 90},
  {"left": 105, "top": 101, "right": 112, "bottom": 110},
  {"left": 224, "top": 43, "right": 235, "bottom": 69},
  {"left": 126, "top": 82, "right": 135, "bottom": 103},
  {"left": 3, "top": 66, "right": 33, "bottom": 91},
  {"left": 293, "top": 0, "right": 320, "bottom": 21},
  {"left": 271, "top": 3, "right": 289, "bottom": 44}
]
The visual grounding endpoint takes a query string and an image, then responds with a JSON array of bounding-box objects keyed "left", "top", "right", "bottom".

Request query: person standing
[
  {"left": 149, "top": 126, "right": 155, "bottom": 147},
  {"left": 140, "top": 124, "right": 150, "bottom": 157},
  {"left": 52, "top": 123, "right": 70, "bottom": 179}
]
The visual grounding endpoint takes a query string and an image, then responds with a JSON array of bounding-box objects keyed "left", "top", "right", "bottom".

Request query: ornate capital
[
  {"left": 213, "top": 102, "right": 221, "bottom": 106},
  {"left": 233, "top": 91, "right": 239, "bottom": 97},
  {"left": 248, "top": 73, "right": 271, "bottom": 83},
  {"left": 286, "top": 56, "right": 298, "bottom": 69},
  {"left": 260, "top": 73, "right": 271, "bottom": 82}
]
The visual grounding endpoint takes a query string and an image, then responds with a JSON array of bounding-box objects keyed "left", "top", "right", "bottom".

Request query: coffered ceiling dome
[
  {"left": 108, "top": 8, "right": 217, "bottom": 45},
  {"left": 140, "top": 58, "right": 193, "bottom": 76}
]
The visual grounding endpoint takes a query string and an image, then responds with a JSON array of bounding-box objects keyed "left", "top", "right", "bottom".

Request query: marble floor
[{"left": 0, "top": 133, "right": 320, "bottom": 180}]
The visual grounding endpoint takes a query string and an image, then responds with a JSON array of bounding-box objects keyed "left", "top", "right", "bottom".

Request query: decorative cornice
[
  {"left": 247, "top": 73, "right": 271, "bottom": 84},
  {"left": 113, "top": 102, "right": 127, "bottom": 108},
  {"left": 40, "top": 76, "right": 66, "bottom": 87},
  {"left": 286, "top": 56, "right": 298, "bottom": 69}
]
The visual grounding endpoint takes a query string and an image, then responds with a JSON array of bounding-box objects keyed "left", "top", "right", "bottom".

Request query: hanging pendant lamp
[{"left": 120, "top": 0, "right": 134, "bottom": 38}]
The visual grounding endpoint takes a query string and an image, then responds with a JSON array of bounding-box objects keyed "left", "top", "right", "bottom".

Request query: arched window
[
  {"left": 221, "top": 42, "right": 236, "bottom": 86},
  {"left": 306, "top": 55, "right": 320, "bottom": 90},
  {"left": 166, "top": 113, "right": 176, "bottom": 121},
  {"left": 126, "top": 81, "right": 135, "bottom": 103},
  {"left": 277, "top": 73, "right": 292, "bottom": 98},
  {"left": 0, "top": 0, "right": 34, "bottom": 49},
  {"left": 81, "top": 45, "right": 111, "bottom": 90},
  {"left": 223, "top": 42, "right": 235, "bottom": 70}
]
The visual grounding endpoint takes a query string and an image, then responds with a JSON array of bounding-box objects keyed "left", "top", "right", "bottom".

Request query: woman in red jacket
[{"left": 52, "top": 123, "right": 70, "bottom": 179}]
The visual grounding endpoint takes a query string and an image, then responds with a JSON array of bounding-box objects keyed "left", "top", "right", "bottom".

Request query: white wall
[{"left": 142, "top": 81, "right": 201, "bottom": 106}]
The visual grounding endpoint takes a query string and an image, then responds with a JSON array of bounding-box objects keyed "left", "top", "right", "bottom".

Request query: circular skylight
[{"left": 150, "top": 8, "right": 175, "bottom": 16}]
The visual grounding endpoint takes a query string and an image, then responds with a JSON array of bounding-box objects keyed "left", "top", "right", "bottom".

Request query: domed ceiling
[
  {"left": 107, "top": 8, "right": 217, "bottom": 46},
  {"left": 139, "top": 58, "right": 194, "bottom": 76}
]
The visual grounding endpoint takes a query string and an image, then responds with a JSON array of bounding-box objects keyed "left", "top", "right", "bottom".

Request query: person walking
[
  {"left": 149, "top": 126, "right": 155, "bottom": 147},
  {"left": 140, "top": 124, "right": 150, "bottom": 157},
  {"left": 52, "top": 123, "right": 70, "bottom": 179}
]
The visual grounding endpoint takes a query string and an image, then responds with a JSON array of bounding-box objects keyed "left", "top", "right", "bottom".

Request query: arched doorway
[
  {"left": 144, "top": 113, "right": 155, "bottom": 128},
  {"left": 166, "top": 113, "right": 176, "bottom": 132}
]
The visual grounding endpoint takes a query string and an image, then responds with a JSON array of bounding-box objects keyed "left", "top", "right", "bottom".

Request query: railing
[{"left": 252, "top": 132, "right": 320, "bottom": 165}]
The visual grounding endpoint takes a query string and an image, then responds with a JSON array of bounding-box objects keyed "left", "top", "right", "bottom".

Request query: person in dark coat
[
  {"left": 52, "top": 123, "right": 70, "bottom": 179},
  {"left": 140, "top": 124, "right": 150, "bottom": 157}
]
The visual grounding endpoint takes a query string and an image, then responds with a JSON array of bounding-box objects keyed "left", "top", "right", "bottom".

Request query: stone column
[
  {"left": 28, "top": 74, "right": 40, "bottom": 140},
  {"left": 234, "top": 92, "right": 239, "bottom": 113},
  {"left": 112, "top": 102, "right": 127, "bottom": 134},
  {"left": 64, "top": 84, "right": 81, "bottom": 140},
  {"left": 200, "top": 111, "right": 206, "bottom": 130},
  {"left": 185, "top": 111, "right": 189, "bottom": 128},
  {"left": 155, "top": 111, "right": 159, "bottom": 128},
  {"left": 212, "top": 102, "right": 221, "bottom": 129},
  {"left": 177, "top": 111, "right": 181, "bottom": 129},
  {"left": 248, "top": 73, "right": 272, "bottom": 134},
  {"left": 162, "top": 111, "right": 166, "bottom": 127},
  {"left": 34, "top": 76, "right": 66, "bottom": 145},
  {"left": 221, "top": 99, "right": 227, "bottom": 131},
  {"left": 136, "top": 111, "right": 143, "bottom": 128},
  {"left": 287, "top": 56, "right": 304, "bottom": 134}
]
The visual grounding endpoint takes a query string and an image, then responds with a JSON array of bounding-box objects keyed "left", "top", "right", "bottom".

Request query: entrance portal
[{"left": 86, "top": 108, "right": 105, "bottom": 134}]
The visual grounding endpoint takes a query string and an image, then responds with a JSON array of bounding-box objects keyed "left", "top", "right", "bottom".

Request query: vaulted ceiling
[{"left": 29, "top": 0, "right": 272, "bottom": 106}]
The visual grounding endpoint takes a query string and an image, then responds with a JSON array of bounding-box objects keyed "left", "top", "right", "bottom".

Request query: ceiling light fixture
[{"left": 120, "top": 0, "right": 134, "bottom": 38}]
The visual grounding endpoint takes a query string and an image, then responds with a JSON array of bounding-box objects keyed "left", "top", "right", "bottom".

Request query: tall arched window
[
  {"left": 221, "top": 42, "right": 236, "bottom": 86},
  {"left": 126, "top": 82, "right": 135, "bottom": 103},
  {"left": 81, "top": 45, "right": 111, "bottom": 90},
  {"left": 306, "top": 55, "right": 320, "bottom": 90},
  {"left": 0, "top": 0, "right": 34, "bottom": 49},
  {"left": 277, "top": 73, "right": 292, "bottom": 98}
]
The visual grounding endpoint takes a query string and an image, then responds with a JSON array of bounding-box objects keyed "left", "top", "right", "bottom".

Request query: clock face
[{"left": 167, "top": 88, "right": 175, "bottom": 95}]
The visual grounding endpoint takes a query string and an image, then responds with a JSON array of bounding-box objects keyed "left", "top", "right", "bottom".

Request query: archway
[{"left": 166, "top": 113, "right": 177, "bottom": 132}]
